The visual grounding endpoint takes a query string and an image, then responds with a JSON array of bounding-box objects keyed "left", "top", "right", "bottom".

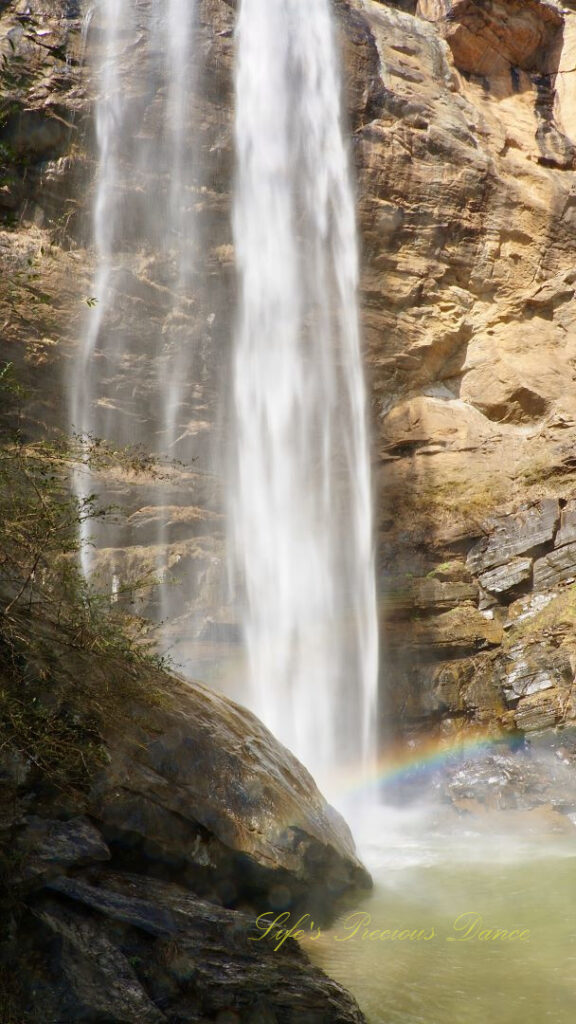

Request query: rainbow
[{"left": 324, "top": 727, "right": 514, "bottom": 802}]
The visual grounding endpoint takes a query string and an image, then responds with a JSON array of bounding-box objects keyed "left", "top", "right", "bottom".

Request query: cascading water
[
  {"left": 231, "top": 0, "right": 379, "bottom": 785},
  {"left": 70, "top": 0, "right": 201, "bottom": 626},
  {"left": 73, "top": 0, "right": 378, "bottom": 789},
  {"left": 70, "top": 0, "right": 127, "bottom": 578},
  {"left": 65, "top": 8, "right": 576, "bottom": 1024}
]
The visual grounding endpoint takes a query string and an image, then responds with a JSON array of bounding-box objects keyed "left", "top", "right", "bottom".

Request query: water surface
[{"left": 304, "top": 804, "right": 576, "bottom": 1023}]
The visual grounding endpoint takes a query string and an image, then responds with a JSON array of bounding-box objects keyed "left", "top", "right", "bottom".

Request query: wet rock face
[
  {"left": 16, "top": 870, "right": 366, "bottom": 1023},
  {"left": 385, "top": 728, "right": 576, "bottom": 822},
  {"left": 442, "top": 729, "right": 576, "bottom": 815},
  {"left": 0, "top": 0, "right": 239, "bottom": 669},
  {"left": 27, "top": 874, "right": 366, "bottom": 1024}
]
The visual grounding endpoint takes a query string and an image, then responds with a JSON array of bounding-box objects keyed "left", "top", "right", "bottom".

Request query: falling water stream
[
  {"left": 231, "top": 0, "right": 379, "bottom": 785},
  {"left": 73, "top": 0, "right": 378, "bottom": 784},
  {"left": 70, "top": 0, "right": 201, "bottom": 612}
]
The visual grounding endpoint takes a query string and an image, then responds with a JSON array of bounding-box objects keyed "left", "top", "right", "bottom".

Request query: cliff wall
[
  {"left": 349, "top": 0, "right": 576, "bottom": 736},
  {"left": 2, "top": 0, "right": 576, "bottom": 739}
]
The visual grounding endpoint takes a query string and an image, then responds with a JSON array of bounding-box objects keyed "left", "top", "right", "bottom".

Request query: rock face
[
  {"left": 383, "top": 495, "right": 576, "bottom": 733},
  {"left": 31, "top": 874, "right": 366, "bottom": 1024},
  {"left": 0, "top": 639, "right": 369, "bottom": 1023},
  {"left": 89, "top": 675, "right": 370, "bottom": 914},
  {"left": 4, "top": 1, "right": 576, "bottom": 746},
  {"left": 340, "top": 0, "right": 576, "bottom": 738},
  {"left": 0, "top": 0, "right": 237, "bottom": 675},
  {"left": 388, "top": 726, "right": 576, "bottom": 821},
  {"left": 17, "top": 874, "right": 367, "bottom": 1023},
  {"left": 417, "top": 0, "right": 564, "bottom": 77}
]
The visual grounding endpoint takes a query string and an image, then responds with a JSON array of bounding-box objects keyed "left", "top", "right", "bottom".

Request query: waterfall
[
  {"left": 70, "top": 0, "right": 200, "bottom": 619},
  {"left": 70, "top": 0, "right": 127, "bottom": 578},
  {"left": 72, "top": 0, "right": 378, "bottom": 789},
  {"left": 231, "top": 0, "right": 379, "bottom": 784}
]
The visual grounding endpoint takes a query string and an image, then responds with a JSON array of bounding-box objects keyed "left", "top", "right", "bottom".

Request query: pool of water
[{"left": 302, "top": 803, "right": 576, "bottom": 1024}]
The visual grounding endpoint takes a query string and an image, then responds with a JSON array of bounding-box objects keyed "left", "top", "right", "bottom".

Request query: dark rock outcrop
[
  {"left": 27, "top": 872, "right": 366, "bottom": 1024},
  {"left": 0, "top": 626, "right": 369, "bottom": 1022},
  {"left": 15, "top": 815, "right": 111, "bottom": 886},
  {"left": 88, "top": 675, "right": 370, "bottom": 917}
]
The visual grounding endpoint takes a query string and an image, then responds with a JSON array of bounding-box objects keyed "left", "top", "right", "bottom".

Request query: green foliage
[
  {"left": 0, "top": 362, "right": 170, "bottom": 798},
  {"left": 0, "top": 680, "right": 105, "bottom": 790}
]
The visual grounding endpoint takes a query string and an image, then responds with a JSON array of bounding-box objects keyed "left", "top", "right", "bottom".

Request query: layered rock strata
[{"left": 348, "top": 0, "right": 576, "bottom": 737}]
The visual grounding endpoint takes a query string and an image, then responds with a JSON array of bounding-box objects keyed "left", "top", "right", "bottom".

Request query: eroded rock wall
[
  {"left": 0, "top": 0, "right": 237, "bottom": 673},
  {"left": 3, "top": 0, "right": 576, "bottom": 738},
  {"left": 349, "top": 0, "right": 576, "bottom": 737}
]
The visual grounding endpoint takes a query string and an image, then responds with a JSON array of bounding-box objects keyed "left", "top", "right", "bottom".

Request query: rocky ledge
[{"left": 385, "top": 493, "right": 576, "bottom": 739}]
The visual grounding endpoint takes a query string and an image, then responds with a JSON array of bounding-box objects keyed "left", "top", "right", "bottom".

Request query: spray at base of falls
[{"left": 230, "top": 0, "right": 379, "bottom": 789}]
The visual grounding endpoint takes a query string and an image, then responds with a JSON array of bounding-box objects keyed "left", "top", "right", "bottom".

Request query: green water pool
[{"left": 302, "top": 805, "right": 576, "bottom": 1024}]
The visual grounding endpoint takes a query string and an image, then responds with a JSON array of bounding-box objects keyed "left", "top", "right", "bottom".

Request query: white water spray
[{"left": 231, "top": 0, "right": 379, "bottom": 784}]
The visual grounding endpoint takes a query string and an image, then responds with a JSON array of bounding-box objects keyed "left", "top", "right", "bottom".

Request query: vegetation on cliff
[{"left": 0, "top": 365, "right": 168, "bottom": 1018}]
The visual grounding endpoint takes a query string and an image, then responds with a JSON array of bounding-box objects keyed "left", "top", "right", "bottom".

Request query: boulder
[
  {"left": 87, "top": 677, "right": 370, "bottom": 917},
  {"left": 0, "top": 665, "right": 370, "bottom": 1022}
]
